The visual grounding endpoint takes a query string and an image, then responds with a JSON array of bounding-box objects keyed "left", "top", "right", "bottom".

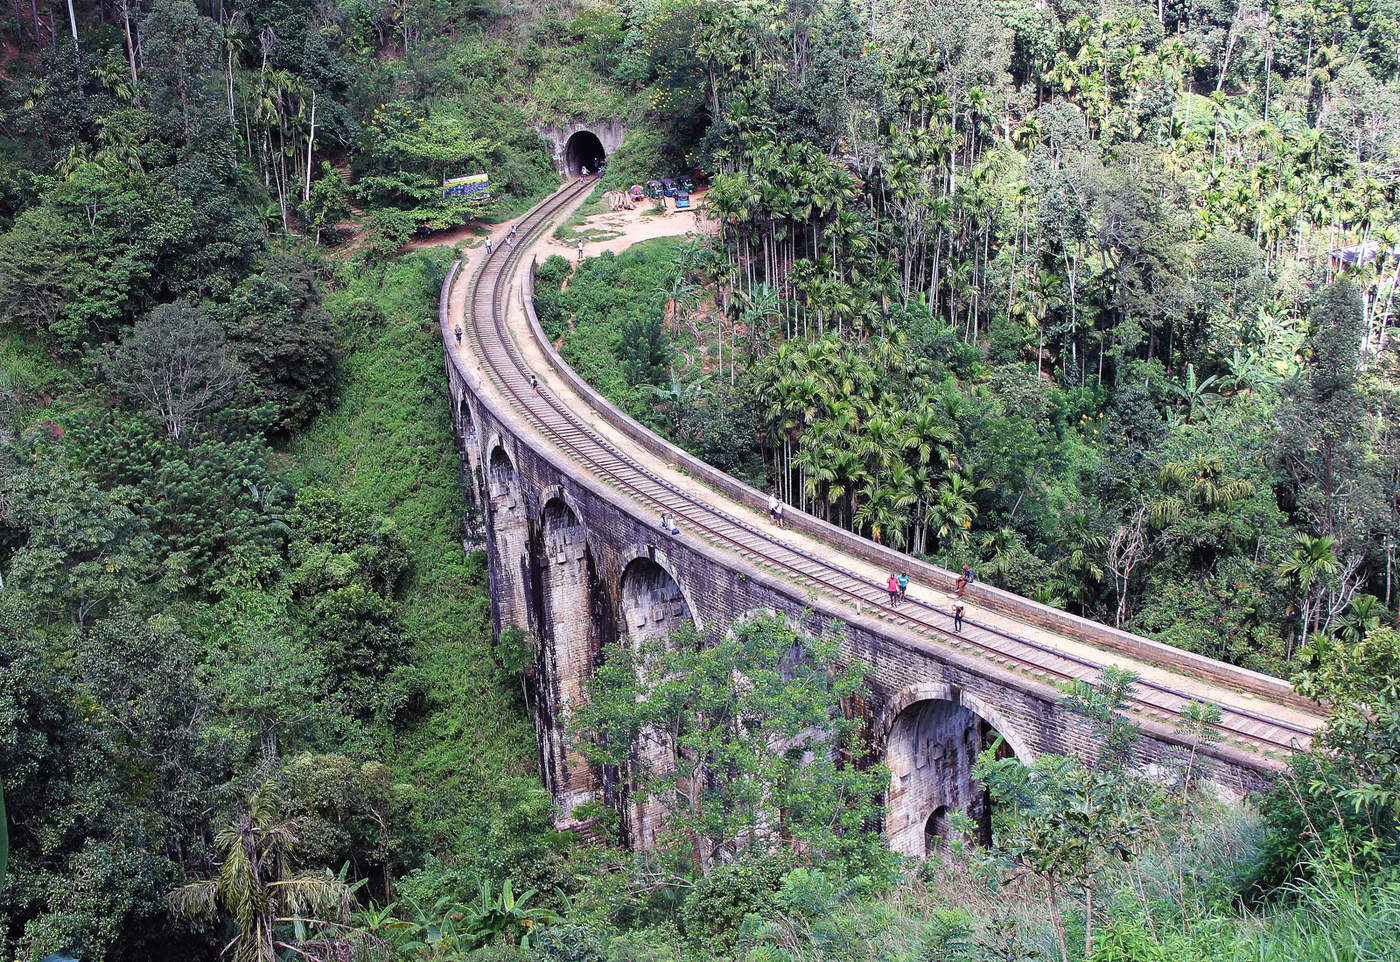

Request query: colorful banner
[{"left": 444, "top": 173, "right": 490, "bottom": 198}]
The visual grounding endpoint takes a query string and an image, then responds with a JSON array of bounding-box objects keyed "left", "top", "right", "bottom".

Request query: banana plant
[{"left": 463, "top": 880, "right": 559, "bottom": 949}]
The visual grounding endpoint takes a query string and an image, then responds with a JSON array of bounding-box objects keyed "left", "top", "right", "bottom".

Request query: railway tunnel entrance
[
  {"left": 564, "top": 130, "right": 606, "bottom": 177},
  {"left": 884, "top": 691, "right": 1021, "bottom": 856}
]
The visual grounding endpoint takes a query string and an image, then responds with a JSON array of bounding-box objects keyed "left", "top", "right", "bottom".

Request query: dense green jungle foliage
[{"left": 0, "top": 0, "right": 1398, "bottom": 960}]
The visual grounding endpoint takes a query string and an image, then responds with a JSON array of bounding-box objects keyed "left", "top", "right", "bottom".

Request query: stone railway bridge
[{"left": 441, "top": 179, "right": 1326, "bottom": 857}]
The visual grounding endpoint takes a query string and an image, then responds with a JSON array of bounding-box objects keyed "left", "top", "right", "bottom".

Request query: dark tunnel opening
[{"left": 564, "top": 130, "right": 606, "bottom": 177}]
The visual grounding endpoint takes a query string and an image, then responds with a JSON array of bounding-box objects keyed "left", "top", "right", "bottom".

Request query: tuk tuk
[
  {"left": 660, "top": 177, "right": 679, "bottom": 197},
  {"left": 645, "top": 180, "right": 663, "bottom": 199},
  {"left": 674, "top": 192, "right": 691, "bottom": 210},
  {"left": 679, "top": 175, "right": 695, "bottom": 193}
]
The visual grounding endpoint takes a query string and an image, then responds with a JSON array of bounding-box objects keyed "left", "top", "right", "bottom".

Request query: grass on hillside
[
  {"left": 0, "top": 329, "right": 76, "bottom": 425},
  {"left": 535, "top": 235, "right": 686, "bottom": 411},
  {"left": 292, "top": 248, "right": 540, "bottom": 852}
]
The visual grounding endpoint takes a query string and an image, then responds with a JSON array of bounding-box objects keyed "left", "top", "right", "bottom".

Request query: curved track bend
[{"left": 449, "top": 181, "right": 1327, "bottom": 767}]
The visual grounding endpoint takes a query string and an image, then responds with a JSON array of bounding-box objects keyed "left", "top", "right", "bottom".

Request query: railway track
[{"left": 458, "top": 181, "right": 1321, "bottom": 763}]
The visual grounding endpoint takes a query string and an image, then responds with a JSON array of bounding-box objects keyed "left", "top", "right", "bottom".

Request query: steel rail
[{"left": 461, "top": 183, "right": 1318, "bottom": 760}]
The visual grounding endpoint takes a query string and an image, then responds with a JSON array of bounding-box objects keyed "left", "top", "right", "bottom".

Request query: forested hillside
[
  {"left": 565, "top": 0, "right": 1400, "bottom": 675},
  {"left": 0, "top": 0, "right": 610, "bottom": 957},
  {"left": 1, "top": 0, "right": 1399, "bottom": 960}
]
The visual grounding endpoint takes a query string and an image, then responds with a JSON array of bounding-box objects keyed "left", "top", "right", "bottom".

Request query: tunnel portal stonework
[
  {"left": 537, "top": 121, "right": 627, "bottom": 177},
  {"left": 445, "top": 334, "right": 1279, "bottom": 856}
]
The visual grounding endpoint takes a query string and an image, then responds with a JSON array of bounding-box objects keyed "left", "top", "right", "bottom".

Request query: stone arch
[
  {"left": 538, "top": 121, "right": 626, "bottom": 177},
  {"left": 458, "top": 394, "right": 479, "bottom": 456},
  {"left": 878, "top": 683, "right": 1035, "bottom": 763},
  {"left": 482, "top": 438, "right": 529, "bottom": 639},
  {"left": 881, "top": 683, "right": 1027, "bottom": 856},
  {"left": 456, "top": 394, "right": 481, "bottom": 477},
  {"left": 538, "top": 486, "right": 586, "bottom": 540},
  {"left": 454, "top": 395, "right": 484, "bottom": 546},
  {"left": 924, "top": 806, "right": 952, "bottom": 855},
  {"left": 614, "top": 550, "right": 696, "bottom": 850},
  {"left": 724, "top": 607, "right": 811, "bottom": 681},
  {"left": 616, "top": 546, "right": 698, "bottom": 642},
  {"left": 532, "top": 490, "right": 604, "bottom": 822},
  {"left": 487, "top": 441, "right": 518, "bottom": 494},
  {"left": 564, "top": 129, "right": 606, "bottom": 177}
]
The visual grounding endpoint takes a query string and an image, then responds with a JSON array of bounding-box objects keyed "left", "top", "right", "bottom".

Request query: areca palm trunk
[
  {"left": 302, "top": 89, "right": 316, "bottom": 205},
  {"left": 121, "top": 0, "right": 138, "bottom": 87}
]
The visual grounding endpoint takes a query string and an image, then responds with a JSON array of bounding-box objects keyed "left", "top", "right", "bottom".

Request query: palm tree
[
  {"left": 463, "top": 880, "right": 559, "bottom": 949},
  {"left": 1337, "top": 594, "right": 1384, "bottom": 643},
  {"left": 644, "top": 372, "right": 711, "bottom": 437},
  {"left": 1149, "top": 455, "right": 1256, "bottom": 527},
  {"left": 855, "top": 463, "right": 916, "bottom": 547},
  {"left": 1031, "top": 584, "right": 1068, "bottom": 609},
  {"left": 980, "top": 526, "right": 1025, "bottom": 585},
  {"left": 655, "top": 273, "right": 702, "bottom": 339},
  {"left": 1276, "top": 534, "right": 1340, "bottom": 654},
  {"left": 1052, "top": 510, "right": 1107, "bottom": 615},
  {"left": 167, "top": 784, "right": 353, "bottom": 962},
  {"left": 928, "top": 469, "right": 983, "bottom": 566}
]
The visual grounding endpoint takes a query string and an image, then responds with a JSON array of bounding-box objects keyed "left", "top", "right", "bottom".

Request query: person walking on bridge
[
  {"left": 954, "top": 604, "right": 965, "bottom": 633},
  {"left": 768, "top": 492, "right": 780, "bottom": 524},
  {"left": 485, "top": 238, "right": 492, "bottom": 255},
  {"left": 453, "top": 324, "right": 462, "bottom": 344},
  {"left": 887, "top": 574, "right": 900, "bottom": 607},
  {"left": 530, "top": 374, "right": 539, "bottom": 395},
  {"left": 897, "top": 572, "right": 909, "bottom": 602}
]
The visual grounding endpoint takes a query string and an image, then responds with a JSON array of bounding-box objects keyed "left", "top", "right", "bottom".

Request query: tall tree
[
  {"left": 104, "top": 300, "right": 245, "bottom": 441},
  {"left": 570, "top": 616, "right": 886, "bottom": 874},
  {"left": 167, "top": 783, "right": 353, "bottom": 962}
]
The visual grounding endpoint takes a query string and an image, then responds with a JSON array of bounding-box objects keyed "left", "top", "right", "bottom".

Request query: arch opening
[
  {"left": 924, "top": 806, "right": 951, "bottom": 855},
  {"left": 458, "top": 397, "right": 479, "bottom": 453},
  {"left": 542, "top": 496, "right": 582, "bottom": 547},
  {"left": 618, "top": 557, "right": 693, "bottom": 645},
  {"left": 564, "top": 130, "right": 606, "bottom": 177},
  {"left": 615, "top": 556, "right": 695, "bottom": 849},
  {"left": 885, "top": 698, "right": 1017, "bottom": 857},
  {"left": 488, "top": 445, "right": 517, "bottom": 493},
  {"left": 534, "top": 495, "right": 602, "bottom": 821}
]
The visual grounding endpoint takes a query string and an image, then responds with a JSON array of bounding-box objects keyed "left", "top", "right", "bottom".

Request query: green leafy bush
[{"left": 679, "top": 853, "right": 792, "bottom": 952}]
